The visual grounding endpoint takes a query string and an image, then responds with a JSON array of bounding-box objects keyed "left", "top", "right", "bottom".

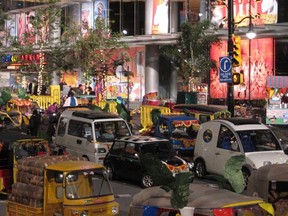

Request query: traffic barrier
[
  {"left": 96, "top": 101, "right": 117, "bottom": 113},
  {"left": 140, "top": 105, "right": 171, "bottom": 131},
  {"left": 30, "top": 85, "right": 60, "bottom": 109}
]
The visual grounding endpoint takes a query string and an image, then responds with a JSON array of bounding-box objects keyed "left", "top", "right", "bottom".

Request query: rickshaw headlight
[
  {"left": 112, "top": 206, "right": 119, "bottom": 215},
  {"left": 80, "top": 210, "right": 88, "bottom": 216},
  {"left": 72, "top": 210, "right": 88, "bottom": 216},
  {"left": 263, "top": 161, "right": 272, "bottom": 166}
]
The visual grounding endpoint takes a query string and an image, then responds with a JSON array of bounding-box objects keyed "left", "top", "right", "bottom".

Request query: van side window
[
  {"left": 58, "top": 117, "right": 68, "bottom": 136},
  {"left": 68, "top": 120, "right": 84, "bottom": 137}
]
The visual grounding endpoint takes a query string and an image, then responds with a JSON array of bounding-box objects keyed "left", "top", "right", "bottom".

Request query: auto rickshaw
[
  {"left": 129, "top": 183, "right": 274, "bottom": 216},
  {"left": 246, "top": 164, "right": 288, "bottom": 216},
  {"left": 6, "top": 98, "right": 44, "bottom": 125},
  {"left": 172, "top": 104, "right": 231, "bottom": 123},
  {"left": 0, "top": 110, "right": 24, "bottom": 130},
  {"left": 0, "top": 130, "right": 49, "bottom": 194}
]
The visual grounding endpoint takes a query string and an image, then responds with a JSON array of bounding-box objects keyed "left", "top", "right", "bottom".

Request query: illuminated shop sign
[{"left": 1, "top": 53, "right": 42, "bottom": 63}]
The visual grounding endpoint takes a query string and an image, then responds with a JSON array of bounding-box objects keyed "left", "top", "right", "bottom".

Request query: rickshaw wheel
[
  {"left": 242, "top": 168, "right": 251, "bottom": 187},
  {"left": 106, "top": 165, "right": 117, "bottom": 180}
]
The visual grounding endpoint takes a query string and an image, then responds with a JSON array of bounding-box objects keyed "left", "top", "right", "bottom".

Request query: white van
[{"left": 55, "top": 110, "right": 132, "bottom": 164}]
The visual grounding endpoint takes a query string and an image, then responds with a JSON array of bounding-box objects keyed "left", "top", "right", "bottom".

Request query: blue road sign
[{"left": 219, "top": 56, "right": 232, "bottom": 83}]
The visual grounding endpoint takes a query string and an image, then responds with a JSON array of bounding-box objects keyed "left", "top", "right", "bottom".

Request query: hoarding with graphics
[
  {"left": 211, "top": 0, "right": 278, "bottom": 28},
  {"left": 210, "top": 38, "right": 274, "bottom": 100},
  {"left": 152, "top": 0, "right": 169, "bottom": 34}
]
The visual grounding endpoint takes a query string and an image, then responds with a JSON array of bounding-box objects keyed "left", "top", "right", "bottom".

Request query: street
[{"left": 0, "top": 177, "right": 211, "bottom": 216}]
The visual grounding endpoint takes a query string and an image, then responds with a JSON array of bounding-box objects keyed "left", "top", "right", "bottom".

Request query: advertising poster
[
  {"left": 152, "top": 0, "right": 169, "bottom": 34},
  {"left": 17, "top": 13, "right": 26, "bottom": 45},
  {"left": 0, "top": 72, "right": 11, "bottom": 87},
  {"left": 25, "top": 11, "right": 36, "bottom": 43},
  {"left": 94, "top": 0, "right": 107, "bottom": 26},
  {"left": 81, "top": 3, "right": 93, "bottom": 37},
  {"left": 62, "top": 71, "right": 79, "bottom": 88},
  {"left": 106, "top": 46, "right": 145, "bottom": 101},
  {"left": 6, "top": 14, "right": 16, "bottom": 46},
  {"left": 211, "top": 0, "right": 278, "bottom": 28},
  {"left": 210, "top": 38, "right": 273, "bottom": 100}
]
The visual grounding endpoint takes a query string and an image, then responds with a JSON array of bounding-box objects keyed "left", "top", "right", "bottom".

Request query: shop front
[{"left": 266, "top": 76, "right": 288, "bottom": 125}]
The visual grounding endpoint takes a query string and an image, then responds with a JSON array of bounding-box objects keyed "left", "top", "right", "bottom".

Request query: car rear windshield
[{"left": 140, "top": 142, "right": 174, "bottom": 154}]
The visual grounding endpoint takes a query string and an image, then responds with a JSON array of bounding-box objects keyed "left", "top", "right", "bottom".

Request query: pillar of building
[
  {"left": 170, "top": 63, "right": 178, "bottom": 102},
  {"left": 145, "top": 45, "right": 159, "bottom": 94},
  {"left": 145, "top": 0, "right": 153, "bottom": 34}
]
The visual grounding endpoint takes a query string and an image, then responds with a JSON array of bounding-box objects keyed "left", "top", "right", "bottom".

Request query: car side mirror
[
  {"left": 87, "top": 135, "right": 92, "bottom": 142},
  {"left": 284, "top": 147, "right": 288, "bottom": 155}
]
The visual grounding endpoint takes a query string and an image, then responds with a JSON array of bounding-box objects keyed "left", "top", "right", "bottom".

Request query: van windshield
[
  {"left": 65, "top": 168, "right": 113, "bottom": 200},
  {"left": 94, "top": 121, "right": 131, "bottom": 142},
  {"left": 237, "top": 129, "right": 282, "bottom": 152}
]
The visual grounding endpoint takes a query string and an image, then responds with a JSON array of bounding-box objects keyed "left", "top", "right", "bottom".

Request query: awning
[{"left": 267, "top": 76, "right": 288, "bottom": 88}]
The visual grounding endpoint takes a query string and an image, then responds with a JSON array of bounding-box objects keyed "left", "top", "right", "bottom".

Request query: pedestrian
[
  {"left": 63, "top": 92, "right": 78, "bottom": 107},
  {"left": 45, "top": 102, "right": 58, "bottom": 115},
  {"left": 87, "top": 86, "right": 95, "bottom": 95},
  {"left": 74, "top": 84, "right": 84, "bottom": 95},
  {"left": 67, "top": 86, "right": 74, "bottom": 97},
  {"left": 28, "top": 109, "right": 41, "bottom": 136}
]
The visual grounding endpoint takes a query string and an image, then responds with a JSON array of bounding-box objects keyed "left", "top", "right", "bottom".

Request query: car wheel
[
  {"left": 242, "top": 168, "right": 251, "bottom": 188},
  {"left": 106, "top": 165, "right": 116, "bottom": 180},
  {"left": 140, "top": 173, "right": 154, "bottom": 188},
  {"left": 195, "top": 160, "right": 207, "bottom": 178}
]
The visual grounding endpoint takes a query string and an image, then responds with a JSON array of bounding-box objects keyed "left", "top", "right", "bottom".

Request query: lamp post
[
  {"left": 227, "top": 0, "right": 235, "bottom": 116},
  {"left": 226, "top": 0, "right": 256, "bottom": 116}
]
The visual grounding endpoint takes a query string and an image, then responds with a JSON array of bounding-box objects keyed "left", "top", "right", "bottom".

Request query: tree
[
  {"left": 72, "top": 17, "right": 129, "bottom": 100},
  {"left": 160, "top": 20, "right": 220, "bottom": 91}
]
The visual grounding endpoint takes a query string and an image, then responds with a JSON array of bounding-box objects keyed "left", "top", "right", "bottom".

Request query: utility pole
[{"left": 227, "top": 0, "right": 234, "bottom": 117}]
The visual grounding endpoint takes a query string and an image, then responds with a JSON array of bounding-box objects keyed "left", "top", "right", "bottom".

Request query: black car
[{"left": 104, "top": 135, "right": 191, "bottom": 188}]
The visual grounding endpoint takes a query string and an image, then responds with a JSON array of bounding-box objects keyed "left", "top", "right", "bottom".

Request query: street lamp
[{"left": 246, "top": 22, "right": 256, "bottom": 39}]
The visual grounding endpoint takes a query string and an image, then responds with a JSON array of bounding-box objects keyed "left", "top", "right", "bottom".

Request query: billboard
[
  {"left": 211, "top": 0, "right": 278, "bottom": 28},
  {"left": 210, "top": 38, "right": 274, "bottom": 100},
  {"left": 152, "top": 0, "right": 169, "bottom": 34}
]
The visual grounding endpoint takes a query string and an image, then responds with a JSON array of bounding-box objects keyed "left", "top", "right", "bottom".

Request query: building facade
[{"left": 1, "top": 0, "right": 288, "bottom": 104}]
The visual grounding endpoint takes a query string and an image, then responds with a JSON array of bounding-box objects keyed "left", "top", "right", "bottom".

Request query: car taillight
[
  {"left": 167, "top": 164, "right": 174, "bottom": 171},
  {"left": 180, "top": 164, "right": 187, "bottom": 171}
]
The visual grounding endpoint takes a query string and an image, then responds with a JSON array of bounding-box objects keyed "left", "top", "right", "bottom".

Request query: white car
[{"left": 193, "top": 118, "right": 288, "bottom": 183}]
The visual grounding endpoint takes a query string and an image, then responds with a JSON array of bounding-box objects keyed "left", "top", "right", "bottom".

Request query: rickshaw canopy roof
[
  {"left": 46, "top": 161, "right": 104, "bottom": 172},
  {"left": 0, "top": 130, "right": 38, "bottom": 144}
]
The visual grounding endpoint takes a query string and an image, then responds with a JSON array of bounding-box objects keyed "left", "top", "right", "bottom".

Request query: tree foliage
[
  {"left": 160, "top": 20, "right": 220, "bottom": 85},
  {"left": 73, "top": 18, "right": 129, "bottom": 78}
]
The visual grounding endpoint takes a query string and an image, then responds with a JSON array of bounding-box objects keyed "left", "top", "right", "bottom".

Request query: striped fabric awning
[{"left": 267, "top": 76, "right": 288, "bottom": 88}]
